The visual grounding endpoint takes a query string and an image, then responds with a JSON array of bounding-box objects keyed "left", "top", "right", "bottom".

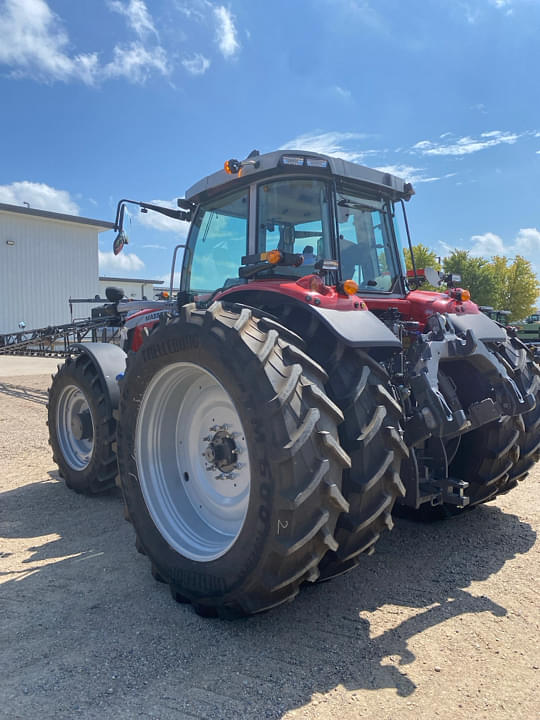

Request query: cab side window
[{"left": 187, "top": 189, "right": 249, "bottom": 293}]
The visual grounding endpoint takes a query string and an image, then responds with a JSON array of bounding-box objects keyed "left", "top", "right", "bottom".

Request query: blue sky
[{"left": 1, "top": 0, "right": 539, "bottom": 285}]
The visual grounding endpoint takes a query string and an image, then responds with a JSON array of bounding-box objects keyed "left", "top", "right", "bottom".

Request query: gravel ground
[{"left": 0, "top": 359, "right": 539, "bottom": 720}]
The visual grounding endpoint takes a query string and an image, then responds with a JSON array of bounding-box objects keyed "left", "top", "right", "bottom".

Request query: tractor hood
[
  {"left": 365, "top": 289, "right": 508, "bottom": 342},
  {"left": 406, "top": 289, "right": 481, "bottom": 323},
  {"left": 366, "top": 289, "right": 480, "bottom": 326}
]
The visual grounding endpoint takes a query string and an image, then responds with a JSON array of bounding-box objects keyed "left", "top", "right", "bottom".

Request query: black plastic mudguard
[
  {"left": 448, "top": 313, "right": 507, "bottom": 342},
  {"left": 70, "top": 342, "right": 127, "bottom": 408},
  {"left": 310, "top": 307, "right": 401, "bottom": 348}
]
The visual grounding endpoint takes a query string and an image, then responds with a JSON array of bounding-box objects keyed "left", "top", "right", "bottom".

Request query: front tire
[{"left": 116, "top": 302, "right": 350, "bottom": 617}]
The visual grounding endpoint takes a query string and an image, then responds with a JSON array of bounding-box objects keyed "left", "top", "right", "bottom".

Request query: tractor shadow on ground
[
  {"left": 0, "top": 381, "right": 49, "bottom": 405},
  {"left": 0, "top": 475, "right": 536, "bottom": 719}
]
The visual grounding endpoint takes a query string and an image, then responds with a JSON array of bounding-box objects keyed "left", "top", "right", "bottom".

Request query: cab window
[
  {"left": 187, "top": 189, "right": 249, "bottom": 293},
  {"left": 257, "top": 179, "right": 333, "bottom": 276}
]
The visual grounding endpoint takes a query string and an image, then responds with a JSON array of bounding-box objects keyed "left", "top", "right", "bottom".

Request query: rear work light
[
  {"left": 305, "top": 157, "right": 329, "bottom": 168},
  {"left": 341, "top": 279, "right": 359, "bottom": 296},
  {"left": 260, "top": 250, "right": 282, "bottom": 264},
  {"left": 280, "top": 155, "right": 329, "bottom": 168},
  {"left": 281, "top": 155, "right": 305, "bottom": 166}
]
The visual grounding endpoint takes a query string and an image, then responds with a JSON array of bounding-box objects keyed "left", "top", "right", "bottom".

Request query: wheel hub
[
  {"left": 71, "top": 409, "right": 93, "bottom": 441},
  {"left": 135, "top": 362, "right": 251, "bottom": 562},
  {"left": 203, "top": 427, "right": 238, "bottom": 473},
  {"left": 56, "top": 384, "right": 94, "bottom": 471}
]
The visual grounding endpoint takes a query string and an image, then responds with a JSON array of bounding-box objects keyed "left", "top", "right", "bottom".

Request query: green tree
[
  {"left": 442, "top": 250, "right": 498, "bottom": 307},
  {"left": 490, "top": 255, "right": 539, "bottom": 321},
  {"left": 401, "top": 245, "right": 539, "bottom": 320},
  {"left": 403, "top": 243, "right": 440, "bottom": 272}
]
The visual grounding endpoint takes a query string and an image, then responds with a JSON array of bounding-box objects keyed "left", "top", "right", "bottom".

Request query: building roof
[
  {"left": 100, "top": 276, "right": 164, "bottom": 284},
  {"left": 0, "top": 202, "right": 114, "bottom": 231}
]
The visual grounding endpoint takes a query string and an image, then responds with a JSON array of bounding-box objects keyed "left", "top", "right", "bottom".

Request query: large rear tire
[
  {"left": 496, "top": 341, "right": 540, "bottom": 491},
  {"left": 445, "top": 342, "right": 540, "bottom": 515},
  {"left": 116, "top": 302, "right": 350, "bottom": 618},
  {"left": 317, "top": 346, "right": 407, "bottom": 580},
  {"left": 47, "top": 354, "right": 117, "bottom": 494},
  {"left": 446, "top": 415, "right": 521, "bottom": 510},
  {"left": 404, "top": 338, "right": 539, "bottom": 520}
]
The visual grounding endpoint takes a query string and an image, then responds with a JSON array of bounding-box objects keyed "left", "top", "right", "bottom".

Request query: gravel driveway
[{"left": 1, "top": 359, "right": 538, "bottom": 719}]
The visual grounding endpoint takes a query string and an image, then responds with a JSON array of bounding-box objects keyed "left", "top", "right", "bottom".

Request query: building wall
[
  {"left": 0, "top": 211, "right": 99, "bottom": 332},
  {"left": 98, "top": 279, "right": 156, "bottom": 300}
]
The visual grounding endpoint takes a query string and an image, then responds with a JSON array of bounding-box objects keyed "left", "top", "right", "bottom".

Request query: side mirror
[{"left": 113, "top": 230, "right": 128, "bottom": 255}]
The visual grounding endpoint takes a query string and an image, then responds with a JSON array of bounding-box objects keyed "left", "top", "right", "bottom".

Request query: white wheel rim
[
  {"left": 135, "top": 362, "right": 251, "bottom": 562},
  {"left": 56, "top": 384, "right": 94, "bottom": 471}
]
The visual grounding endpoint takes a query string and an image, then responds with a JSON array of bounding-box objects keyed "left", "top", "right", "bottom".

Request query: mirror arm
[
  {"left": 114, "top": 198, "right": 192, "bottom": 232},
  {"left": 138, "top": 201, "right": 192, "bottom": 222}
]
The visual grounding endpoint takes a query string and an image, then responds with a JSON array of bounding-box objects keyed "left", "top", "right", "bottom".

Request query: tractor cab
[{"left": 178, "top": 150, "right": 412, "bottom": 303}]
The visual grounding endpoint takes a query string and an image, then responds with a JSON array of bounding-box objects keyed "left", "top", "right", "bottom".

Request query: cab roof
[{"left": 185, "top": 149, "right": 412, "bottom": 204}]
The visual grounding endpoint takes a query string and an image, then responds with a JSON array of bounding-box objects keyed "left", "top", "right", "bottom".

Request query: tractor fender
[
  {"left": 447, "top": 312, "right": 507, "bottom": 342},
  {"left": 70, "top": 342, "right": 127, "bottom": 409},
  {"left": 218, "top": 289, "right": 402, "bottom": 349},
  {"left": 309, "top": 306, "right": 401, "bottom": 348}
]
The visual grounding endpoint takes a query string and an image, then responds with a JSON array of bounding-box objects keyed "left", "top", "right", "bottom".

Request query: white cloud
[
  {"left": 0, "top": 181, "right": 80, "bottom": 214},
  {"left": 470, "top": 231, "right": 505, "bottom": 256},
  {"left": 137, "top": 199, "right": 189, "bottom": 235},
  {"left": 175, "top": 3, "right": 205, "bottom": 22},
  {"left": 334, "top": 85, "right": 352, "bottom": 100},
  {"left": 0, "top": 0, "right": 169, "bottom": 84},
  {"left": 104, "top": 42, "right": 169, "bottom": 82},
  {"left": 157, "top": 271, "right": 183, "bottom": 288},
  {"left": 214, "top": 6, "right": 239, "bottom": 58},
  {"left": 491, "top": 0, "right": 513, "bottom": 12},
  {"left": 465, "top": 229, "right": 540, "bottom": 279},
  {"left": 514, "top": 228, "right": 540, "bottom": 255},
  {"left": 282, "top": 131, "right": 369, "bottom": 162},
  {"left": 374, "top": 164, "right": 446, "bottom": 184},
  {"left": 328, "top": 0, "right": 384, "bottom": 31},
  {"left": 98, "top": 249, "right": 145, "bottom": 273},
  {"left": 0, "top": 0, "right": 99, "bottom": 84},
  {"left": 412, "top": 131, "right": 523, "bottom": 156},
  {"left": 182, "top": 53, "right": 210, "bottom": 75},
  {"left": 108, "top": 0, "right": 157, "bottom": 38}
]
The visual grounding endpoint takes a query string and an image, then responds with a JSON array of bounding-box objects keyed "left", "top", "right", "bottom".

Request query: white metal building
[
  {"left": 0, "top": 203, "right": 113, "bottom": 333},
  {"left": 98, "top": 276, "right": 163, "bottom": 300}
]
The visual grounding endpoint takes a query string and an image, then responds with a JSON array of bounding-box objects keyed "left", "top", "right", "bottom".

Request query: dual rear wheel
[{"left": 115, "top": 302, "right": 405, "bottom": 616}]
